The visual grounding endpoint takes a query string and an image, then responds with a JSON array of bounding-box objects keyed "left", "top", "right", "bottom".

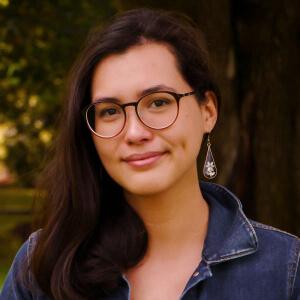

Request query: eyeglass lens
[{"left": 86, "top": 92, "right": 179, "bottom": 138}]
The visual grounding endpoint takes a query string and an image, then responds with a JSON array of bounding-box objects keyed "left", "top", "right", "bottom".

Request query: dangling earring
[{"left": 203, "top": 135, "right": 217, "bottom": 179}]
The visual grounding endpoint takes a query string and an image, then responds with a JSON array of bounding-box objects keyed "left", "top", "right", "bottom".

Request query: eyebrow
[
  {"left": 139, "top": 84, "right": 177, "bottom": 97},
  {"left": 92, "top": 84, "right": 177, "bottom": 104}
]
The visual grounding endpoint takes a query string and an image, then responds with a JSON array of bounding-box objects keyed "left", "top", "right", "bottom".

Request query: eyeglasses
[{"left": 84, "top": 90, "right": 195, "bottom": 138}]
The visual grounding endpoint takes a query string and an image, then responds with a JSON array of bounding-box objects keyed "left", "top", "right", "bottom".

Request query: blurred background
[{"left": 0, "top": 0, "right": 299, "bottom": 288}]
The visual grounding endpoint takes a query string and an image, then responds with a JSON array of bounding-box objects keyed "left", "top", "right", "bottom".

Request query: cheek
[
  {"left": 160, "top": 122, "right": 202, "bottom": 177},
  {"left": 92, "top": 137, "right": 117, "bottom": 170},
  {"left": 173, "top": 109, "right": 204, "bottom": 156}
]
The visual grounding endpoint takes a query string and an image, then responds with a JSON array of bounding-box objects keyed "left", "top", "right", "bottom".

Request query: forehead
[{"left": 91, "top": 42, "right": 190, "bottom": 101}]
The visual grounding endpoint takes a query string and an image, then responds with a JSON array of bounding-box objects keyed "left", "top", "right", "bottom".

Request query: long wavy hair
[{"left": 29, "top": 8, "right": 221, "bottom": 299}]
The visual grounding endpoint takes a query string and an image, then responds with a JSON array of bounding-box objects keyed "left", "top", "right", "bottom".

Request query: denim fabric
[{"left": 1, "top": 182, "right": 299, "bottom": 299}]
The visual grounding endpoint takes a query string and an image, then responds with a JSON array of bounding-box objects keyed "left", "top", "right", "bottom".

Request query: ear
[{"left": 201, "top": 91, "right": 218, "bottom": 133}]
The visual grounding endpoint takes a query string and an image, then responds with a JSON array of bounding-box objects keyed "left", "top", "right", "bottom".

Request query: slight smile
[{"left": 122, "top": 152, "right": 167, "bottom": 168}]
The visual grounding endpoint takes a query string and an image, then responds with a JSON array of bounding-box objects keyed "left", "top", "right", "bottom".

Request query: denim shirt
[{"left": 1, "top": 182, "right": 300, "bottom": 299}]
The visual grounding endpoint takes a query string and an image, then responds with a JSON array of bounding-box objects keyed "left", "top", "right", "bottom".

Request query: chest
[{"left": 124, "top": 256, "right": 201, "bottom": 300}]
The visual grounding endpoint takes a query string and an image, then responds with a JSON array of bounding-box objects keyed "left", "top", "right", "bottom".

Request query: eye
[
  {"left": 150, "top": 98, "right": 171, "bottom": 108},
  {"left": 95, "top": 103, "right": 122, "bottom": 119},
  {"left": 139, "top": 92, "right": 176, "bottom": 112},
  {"left": 100, "top": 108, "right": 118, "bottom": 117}
]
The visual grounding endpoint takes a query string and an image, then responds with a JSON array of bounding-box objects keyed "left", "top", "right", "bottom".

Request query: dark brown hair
[{"left": 30, "top": 8, "right": 220, "bottom": 299}]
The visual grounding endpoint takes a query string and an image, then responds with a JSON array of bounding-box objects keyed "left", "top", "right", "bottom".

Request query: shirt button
[{"left": 193, "top": 271, "right": 199, "bottom": 277}]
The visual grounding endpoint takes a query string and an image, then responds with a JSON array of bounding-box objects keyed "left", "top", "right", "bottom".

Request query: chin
[{"left": 121, "top": 177, "right": 173, "bottom": 197}]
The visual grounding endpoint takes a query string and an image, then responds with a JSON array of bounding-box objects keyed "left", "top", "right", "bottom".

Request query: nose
[{"left": 122, "top": 106, "right": 153, "bottom": 144}]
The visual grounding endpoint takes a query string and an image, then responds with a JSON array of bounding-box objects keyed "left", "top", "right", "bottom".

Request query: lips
[{"left": 122, "top": 151, "right": 166, "bottom": 167}]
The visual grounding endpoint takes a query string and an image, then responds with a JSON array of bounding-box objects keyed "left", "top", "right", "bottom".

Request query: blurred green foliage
[
  {"left": 0, "top": 188, "right": 34, "bottom": 288},
  {"left": 0, "top": 1, "right": 117, "bottom": 186}
]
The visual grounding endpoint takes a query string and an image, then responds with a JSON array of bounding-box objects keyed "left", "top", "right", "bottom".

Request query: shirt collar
[{"left": 200, "top": 181, "right": 258, "bottom": 265}]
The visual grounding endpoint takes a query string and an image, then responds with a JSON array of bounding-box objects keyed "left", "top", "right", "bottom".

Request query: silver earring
[{"left": 203, "top": 135, "right": 217, "bottom": 179}]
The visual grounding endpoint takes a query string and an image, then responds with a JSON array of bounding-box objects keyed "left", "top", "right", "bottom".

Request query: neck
[{"left": 124, "top": 166, "right": 209, "bottom": 259}]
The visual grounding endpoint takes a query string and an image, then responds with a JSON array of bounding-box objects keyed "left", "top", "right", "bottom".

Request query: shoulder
[
  {"left": 0, "top": 229, "right": 46, "bottom": 300},
  {"left": 27, "top": 229, "right": 42, "bottom": 257},
  {"left": 16, "top": 229, "right": 41, "bottom": 264},
  {"left": 249, "top": 219, "right": 299, "bottom": 259},
  {"left": 249, "top": 220, "right": 300, "bottom": 298},
  {"left": 201, "top": 181, "right": 300, "bottom": 298},
  {"left": 250, "top": 219, "right": 299, "bottom": 239}
]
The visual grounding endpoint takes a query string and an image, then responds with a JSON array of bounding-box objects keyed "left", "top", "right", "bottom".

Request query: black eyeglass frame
[{"left": 83, "top": 90, "right": 196, "bottom": 138}]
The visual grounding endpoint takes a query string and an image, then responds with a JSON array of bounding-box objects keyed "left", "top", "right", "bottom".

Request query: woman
[{"left": 1, "top": 8, "right": 299, "bottom": 300}]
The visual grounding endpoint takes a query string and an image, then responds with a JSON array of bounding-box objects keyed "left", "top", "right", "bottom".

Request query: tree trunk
[{"left": 233, "top": 0, "right": 300, "bottom": 235}]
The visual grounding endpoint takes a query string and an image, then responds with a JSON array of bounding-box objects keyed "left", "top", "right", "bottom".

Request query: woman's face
[{"left": 90, "top": 42, "right": 217, "bottom": 197}]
